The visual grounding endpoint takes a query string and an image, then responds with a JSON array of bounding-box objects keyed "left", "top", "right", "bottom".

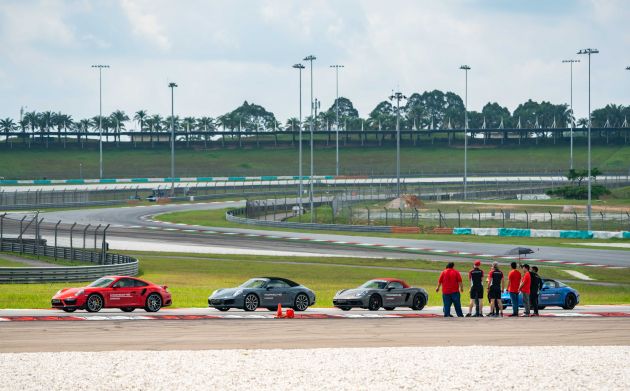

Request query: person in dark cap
[
  {"left": 466, "top": 260, "right": 484, "bottom": 317},
  {"left": 529, "top": 266, "right": 543, "bottom": 316},
  {"left": 487, "top": 261, "right": 504, "bottom": 317}
]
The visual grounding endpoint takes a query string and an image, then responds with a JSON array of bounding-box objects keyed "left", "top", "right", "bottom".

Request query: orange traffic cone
[
  {"left": 275, "top": 303, "right": 285, "bottom": 318},
  {"left": 286, "top": 308, "right": 295, "bottom": 319}
]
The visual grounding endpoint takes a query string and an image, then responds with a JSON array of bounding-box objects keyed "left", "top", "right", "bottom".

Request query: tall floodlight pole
[
  {"left": 577, "top": 49, "right": 598, "bottom": 231},
  {"left": 168, "top": 82, "right": 178, "bottom": 196},
  {"left": 91, "top": 64, "right": 109, "bottom": 179},
  {"left": 460, "top": 65, "right": 471, "bottom": 200},
  {"left": 330, "top": 64, "right": 344, "bottom": 176},
  {"left": 389, "top": 92, "right": 407, "bottom": 198},
  {"left": 293, "top": 64, "right": 305, "bottom": 213},
  {"left": 563, "top": 59, "right": 580, "bottom": 170},
  {"left": 304, "top": 55, "right": 317, "bottom": 222}
]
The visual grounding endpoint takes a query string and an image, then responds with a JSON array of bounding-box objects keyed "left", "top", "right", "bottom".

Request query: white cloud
[{"left": 119, "top": 0, "right": 170, "bottom": 51}]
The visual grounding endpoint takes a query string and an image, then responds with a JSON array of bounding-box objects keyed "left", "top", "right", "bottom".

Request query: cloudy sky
[{"left": 0, "top": 0, "right": 628, "bottom": 125}]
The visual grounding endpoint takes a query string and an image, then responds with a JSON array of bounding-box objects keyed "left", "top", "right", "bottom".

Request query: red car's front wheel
[{"left": 86, "top": 294, "right": 103, "bottom": 313}]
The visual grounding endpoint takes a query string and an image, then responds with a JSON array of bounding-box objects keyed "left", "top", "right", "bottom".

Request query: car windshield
[
  {"left": 88, "top": 277, "right": 114, "bottom": 288},
  {"left": 360, "top": 280, "right": 388, "bottom": 289},
  {"left": 557, "top": 281, "right": 567, "bottom": 287},
  {"left": 240, "top": 279, "right": 268, "bottom": 288}
]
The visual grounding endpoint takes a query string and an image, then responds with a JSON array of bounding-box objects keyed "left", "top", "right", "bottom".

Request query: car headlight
[
  {"left": 74, "top": 289, "right": 85, "bottom": 297},
  {"left": 55, "top": 290, "right": 62, "bottom": 296},
  {"left": 233, "top": 289, "right": 243, "bottom": 297},
  {"left": 354, "top": 291, "right": 368, "bottom": 297}
]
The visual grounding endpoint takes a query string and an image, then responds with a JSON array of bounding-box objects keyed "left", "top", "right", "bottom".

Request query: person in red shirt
[
  {"left": 519, "top": 264, "right": 532, "bottom": 317},
  {"left": 435, "top": 262, "right": 464, "bottom": 317},
  {"left": 507, "top": 262, "right": 522, "bottom": 317}
]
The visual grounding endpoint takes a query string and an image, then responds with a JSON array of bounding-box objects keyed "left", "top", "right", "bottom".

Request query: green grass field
[
  {"left": 0, "top": 251, "right": 628, "bottom": 309},
  {"left": 1, "top": 144, "right": 629, "bottom": 179}
]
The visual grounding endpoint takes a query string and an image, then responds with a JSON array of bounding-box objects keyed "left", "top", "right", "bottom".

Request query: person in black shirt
[
  {"left": 487, "top": 261, "right": 505, "bottom": 317},
  {"left": 530, "top": 266, "right": 543, "bottom": 316},
  {"left": 466, "top": 260, "right": 484, "bottom": 317}
]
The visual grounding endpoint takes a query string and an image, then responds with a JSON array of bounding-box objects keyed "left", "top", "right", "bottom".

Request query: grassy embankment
[
  {"left": 0, "top": 251, "right": 628, "bottom": 309},
  {"left": 1, "top": 144, "right": 629, "bottom": 179}
]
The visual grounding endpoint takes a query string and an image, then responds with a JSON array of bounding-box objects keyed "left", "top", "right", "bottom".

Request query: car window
[
  {"left": 387, "top": 282, "right": 404, "bottom": 289},
  {"left": 88, "top": 278, "right": 114, "bottom": 288},
  {"left": 360, "top": 280, "right": 388, "bottom": 289},
  {"left": 556, "top": 281, "right": 567, "bottom": 288},
  {"left": 133, "top": 279, "right": 148, "bottom": 287},
  {"left": 113, "top": 278, "right": 135, "bottom": 288},
  {"left": 240, "top": 279, "right": 268, "bottom": 288},
  {"left": 542, "top": 280, "right": 558, "bottom": 289},
  {"left": 267, "top": 279, "right": 290, "bottom": 289}
]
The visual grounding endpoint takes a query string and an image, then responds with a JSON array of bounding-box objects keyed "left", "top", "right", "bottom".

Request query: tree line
[{"left": 1, "top": 91, "right": 629, "bottom": 143}]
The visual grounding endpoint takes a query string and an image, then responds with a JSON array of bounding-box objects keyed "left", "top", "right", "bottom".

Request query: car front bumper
[
  {"left": 51, "top": 297, "right": 86, "bottom": 310},
  {"left": 332, "top": 298, "right": 368, "bottom": 308}
]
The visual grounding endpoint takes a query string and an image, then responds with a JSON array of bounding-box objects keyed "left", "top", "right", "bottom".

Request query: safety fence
[
  {"left": 0, "top": 213, "right": 138, "bottom": 283},
  {"left": 229, "top": 191, "right": 630, "bottom": 235}
]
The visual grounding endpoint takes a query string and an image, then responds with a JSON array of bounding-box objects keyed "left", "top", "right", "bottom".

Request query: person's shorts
[
  {"left": 470, "top": 286, "right": 484, "bottom": 300},
  {"left": 488, "top": 287, "right": 501, "bottom": 300}
]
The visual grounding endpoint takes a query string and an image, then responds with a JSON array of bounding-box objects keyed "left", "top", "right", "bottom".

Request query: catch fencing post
[
  {"left": 549, "top": 211, "right": 553, "bottom": 230},
  {"left": 82, "top": 224, "right": 91, "bottom": 262},
  {"left": 399, "top": 207, "right": 403, "bottom": 226},
  {"left": 101, "top": 224, "right": 110, "bottom": 264},
  {"left": 501, "top": 209, "right": 505, "bottom": 228},
  {"left": 600, "top": 212, "right": 605, "bottom": 231},
  {"left": 477, "top": 210, "right": 481, "bottom": 228},
  {"left": 69, "top": 222, "right": 77, "bottom": 261},
  {"left": 54, "top": 220, "right": 61, "bottom": 260},
  {"left": 0, "top": 213, "right": 5, "bottom": 249},
  {"left": 457, "top": 209, "right": 461, "bottom": 228},
  {"left": 18, "top": 216, "right": 27, "bottom": 254},
  {"left": 384, "top": 207, "right": 388, "bottom": 225},
  {"left": 574, "top": 211, "right": 578, "bottom": 230},
  {"left": 525, "top": 211, "right": 529, "bottom": 229},
  {"left": 93, "top": 224, "right": 101, "bottom": 262},
  {"left": 367, "top": 207, "right": 371, "bottom": 225}
]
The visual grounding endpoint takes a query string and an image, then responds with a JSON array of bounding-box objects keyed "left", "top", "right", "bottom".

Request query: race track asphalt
[
  {"left": 12, "top": 201, "right": 630, "bottom": 267},
  {"left": 2, "top": 317, "right": 629, "bottom": 352}
]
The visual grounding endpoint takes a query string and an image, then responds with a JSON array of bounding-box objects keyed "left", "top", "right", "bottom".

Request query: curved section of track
[{"left": 18, "top": 201, "right": 629, "bottom": 267}]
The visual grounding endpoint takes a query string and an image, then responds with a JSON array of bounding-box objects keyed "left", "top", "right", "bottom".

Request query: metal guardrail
[
  {"left": 226, "top": 201, "right": 397, "bottom": 233},
  {"left": 0, "top": 242, "right": 138, "bottom": 283}
]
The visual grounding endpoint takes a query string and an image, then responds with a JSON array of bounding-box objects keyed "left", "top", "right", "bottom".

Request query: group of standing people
[{"left": 435, "top": 260, "right": 543, "bottom": 317}]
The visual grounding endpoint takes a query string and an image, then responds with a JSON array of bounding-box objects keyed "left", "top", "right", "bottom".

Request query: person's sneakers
[
  {"left": 508, "top": 314, "right": 518, "bottom": 317},
  {"left": 521, "top": 314, "right": 530, "bottom": 317},
  {"left": 465, "top": 313, "right": 472, "bottom": 317}
]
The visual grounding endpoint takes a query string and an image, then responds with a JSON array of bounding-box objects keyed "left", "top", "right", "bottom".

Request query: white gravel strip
[{"left": 1, "top": 346, "right": 628, "bottom": 391}]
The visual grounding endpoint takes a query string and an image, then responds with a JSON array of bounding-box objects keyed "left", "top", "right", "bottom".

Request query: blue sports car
[{"left": 501, "top": 278, "right": 580, "bottom": 310}]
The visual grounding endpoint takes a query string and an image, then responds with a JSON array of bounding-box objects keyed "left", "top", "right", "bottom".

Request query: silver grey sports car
[
  {"left": 333, "top": 278, "right": 428, "bottom": 311},
  {"left": 208, "top": 277, "right": 316, "bottom": 312}
]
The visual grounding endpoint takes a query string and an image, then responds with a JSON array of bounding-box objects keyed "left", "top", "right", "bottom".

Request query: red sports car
[{"left": 51, "top": 275, "right": 172, "bottom": 313}]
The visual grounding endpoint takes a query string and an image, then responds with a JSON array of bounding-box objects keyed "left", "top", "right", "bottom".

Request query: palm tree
[
  {"left": 0, "top": 118, "right": 16, "bottom": 144},
  {"left": 134, "top": 110, "right": 147, "bottom": 132},
  {"left": 110, "top": 110, "right": 129, "bottom": 146},
  {"left": 54, "top": 113, "right": 73, "bottom": 147},
  {"left": 22, "top": 111, "right": 38, "bottom": 147},
  {"left": 149, "top": 114, "right": 163, "bottom": 146},
  {"left": 197, "top": 116, "right": 214, "bottom": 149},
  {"left": 182, "top": 116, "right": 196, "bottom": 146},
  {"left": 39, "top": 111, "right": 53, "bottom": 147},
  {"left": 77, "top": 118, "right": 92, "bottom": 146}
]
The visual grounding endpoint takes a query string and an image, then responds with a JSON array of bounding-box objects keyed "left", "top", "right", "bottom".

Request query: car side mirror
[
  {"left": 266, "top": 287, "right": 273, "bottom": 290},
  {"left": 387, "top": 287, "right": 395, "bottom": 291}
]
